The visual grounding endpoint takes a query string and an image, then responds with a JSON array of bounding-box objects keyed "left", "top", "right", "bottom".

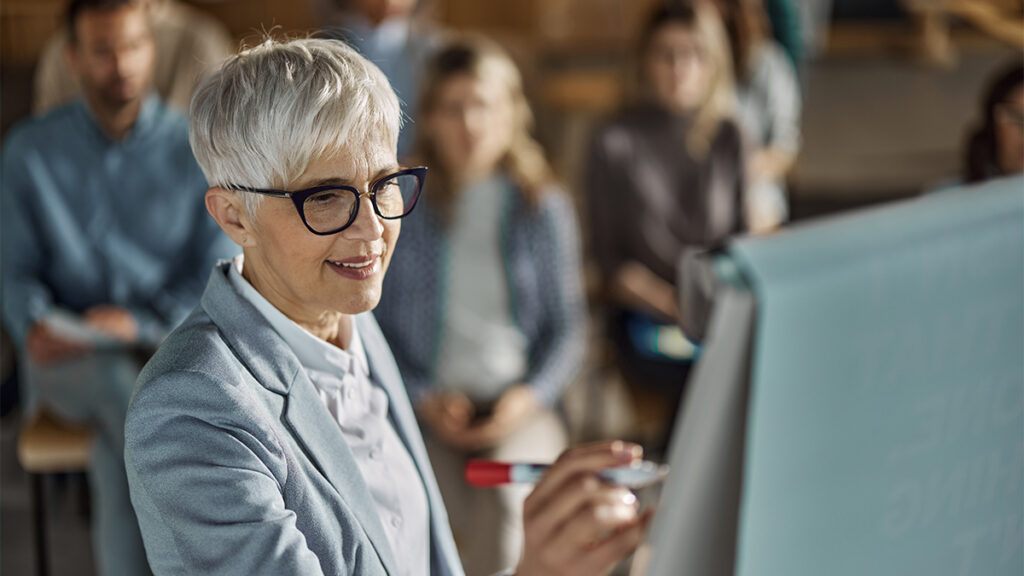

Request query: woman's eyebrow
[
  {"left": 302, "top": 166, "right": 402, "bottom": 188},
  {"left": 304, "top": 177, "right": 349, "bottom": 187},
  {"left": 372, "top": 164, "right": 402, "bottom": 180}
]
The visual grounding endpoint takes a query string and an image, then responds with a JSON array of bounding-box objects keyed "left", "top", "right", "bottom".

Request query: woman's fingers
[
  {"left": 525, "top": 441, "right": 641, "bottom": 522},
  {"left": 571, "top": 508, "right": 655, "bottom": 576},
  {"left": 531, "top": 483, "right": 639, "bottom": 555},
  {"left": 519, "top": 489, "right": 652, "bottom": 576},
  {"left": 438, "top": 391, "right": 474, "bottom": 427}
]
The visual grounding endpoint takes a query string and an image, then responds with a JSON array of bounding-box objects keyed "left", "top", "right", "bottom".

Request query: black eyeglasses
[{"left": 226, "top": 166, "right": 427, "bottom": 235}]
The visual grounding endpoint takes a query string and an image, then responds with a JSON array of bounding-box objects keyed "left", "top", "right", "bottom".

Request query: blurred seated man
[
  {"left": 1, "top": 1, "right": 236, "bottom": 574},
  {"left": 33, "top": 0, "right": 232, "bottom": 115}
]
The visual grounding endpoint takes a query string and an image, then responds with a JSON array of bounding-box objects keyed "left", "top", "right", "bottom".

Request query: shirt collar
[
  {"left": 74, "top": 93, "right": 161, "bottom": 144},
  {"left": 226, "top": 255, "right": 370, "bottom": 380}
]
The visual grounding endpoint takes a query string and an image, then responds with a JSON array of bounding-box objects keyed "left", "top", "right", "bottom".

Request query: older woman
[{"left": 124, "top": 38, "right": 648, "bottom": 576}]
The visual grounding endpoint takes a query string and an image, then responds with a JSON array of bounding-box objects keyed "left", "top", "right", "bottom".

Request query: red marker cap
[{"left": 464, "top": 460, "right": 513, "bottom": 487}]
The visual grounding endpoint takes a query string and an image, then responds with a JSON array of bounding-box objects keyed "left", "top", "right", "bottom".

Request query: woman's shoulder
[
  {"left": 131, "top": 311, "right": 257, "bottom": 417},
  {"left": 750, "top": 41, "right": 798, "bottom": 85}
]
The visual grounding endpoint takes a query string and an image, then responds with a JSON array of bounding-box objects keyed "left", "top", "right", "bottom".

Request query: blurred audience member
[
  {"left": 585, "top": 2, "right": 745, "bottom": 453},
  {"left": 1, "top": 1, "right": 236, "bottom": 574},
  {"left": 375, "top": 36, "right": 586, "bottom": 576},
  {"left": 762, "top": 0, "right": 803, "bottom": 74},
  {"left": 715, "top": 0, "right": 801, "bottom": 232},
  {"left": 33, "top": 0, "right": 232, "bottom": 115},
  {"left": 965, "top": 60, "right": 1024, "bottom": 183},
  {"left": 318, "top": 0, "right": 443, "bottom": 158}
]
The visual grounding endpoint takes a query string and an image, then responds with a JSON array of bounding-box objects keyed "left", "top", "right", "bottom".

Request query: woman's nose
[{"left": 344, "top": 194, "right": 384, "bottom": 240}]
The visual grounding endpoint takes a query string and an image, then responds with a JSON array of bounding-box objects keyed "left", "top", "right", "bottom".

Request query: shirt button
[
  {"left": 369, "top": 447, "right": 382, "bottom": 460},
  {"left": 345, "top": 386, "right": 357, "bottom": 401},
  {"left": 390, "top": 516, "right": 401, "bottom": 528}
]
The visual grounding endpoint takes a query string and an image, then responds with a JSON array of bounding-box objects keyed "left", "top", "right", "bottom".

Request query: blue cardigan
[{"left": 375, "top": 178, "right": 586, "bottom": 409}]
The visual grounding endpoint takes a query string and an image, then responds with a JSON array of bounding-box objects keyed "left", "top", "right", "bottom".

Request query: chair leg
[{"left": 30, "top": 473, "right": 49, "bottom": 576}]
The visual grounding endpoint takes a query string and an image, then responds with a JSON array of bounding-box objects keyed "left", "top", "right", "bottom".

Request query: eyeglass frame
[{"left": 225, "top": 166, "right": 428, "bottom": 236}]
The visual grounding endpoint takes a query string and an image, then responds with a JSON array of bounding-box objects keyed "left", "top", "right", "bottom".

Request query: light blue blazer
[{"left": 124, "top": 262, "right": 465, "bottom": 576}]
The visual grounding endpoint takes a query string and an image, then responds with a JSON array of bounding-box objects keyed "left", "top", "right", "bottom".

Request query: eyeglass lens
[{"left": 302, "top": 172, "right": 420, "bottom": 233}]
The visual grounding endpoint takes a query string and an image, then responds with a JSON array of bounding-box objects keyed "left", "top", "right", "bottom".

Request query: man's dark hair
[{"left": 66, "top": 0, "right": 137, "bottom": 44}]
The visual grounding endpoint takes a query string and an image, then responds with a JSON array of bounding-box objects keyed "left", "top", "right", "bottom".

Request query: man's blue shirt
[{"left": 1, "top": 96, "right": 238, "bottom": 347}]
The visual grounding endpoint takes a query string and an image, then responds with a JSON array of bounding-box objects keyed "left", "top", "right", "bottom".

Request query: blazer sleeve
[
  {"left": 125, "top": 370, "right": 327, "bottom": 576},
  {"left": 524, "top": 192, "right": 587, "bottom": 408}
]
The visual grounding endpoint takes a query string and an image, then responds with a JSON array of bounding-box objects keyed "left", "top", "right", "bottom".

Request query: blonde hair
[
  {"left": 189, "top": 37, "right": 401, "bottom": 216},
  {"left": 639, "top": 2, "right": 735, "bottom": 158},
  {"left": 414, "top": 35, "right": 554, "bottom": 221}
]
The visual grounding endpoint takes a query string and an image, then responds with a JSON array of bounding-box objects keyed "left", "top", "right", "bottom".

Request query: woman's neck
[{"left": 240, "top": 257, "right": 353, "bottom": 350}]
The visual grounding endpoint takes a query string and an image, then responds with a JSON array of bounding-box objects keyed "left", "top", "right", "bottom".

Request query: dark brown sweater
[{"left": 585, "top": 103, "right": 747, "bottom": 287}]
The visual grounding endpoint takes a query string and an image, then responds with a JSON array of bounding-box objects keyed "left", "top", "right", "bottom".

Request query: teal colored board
[{"left": 731, "top": 177, "right": 1023, "bottom": 576}]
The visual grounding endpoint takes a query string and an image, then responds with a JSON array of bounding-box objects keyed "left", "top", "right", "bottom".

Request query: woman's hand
[
  {"left": 449, "top": 384, "right": 540, "bottom": 452},
  {"left": 516, "top": 441, "right": 653, "bottom": 576},
  {"left": 418, "top": 391, "right": 475, "bottom": 446},
  {"left": 748, "top": 147, "right": 795, "bottom": 185},
  {"left": 613, "top": 261, "right": 679, "bottom": 323}
]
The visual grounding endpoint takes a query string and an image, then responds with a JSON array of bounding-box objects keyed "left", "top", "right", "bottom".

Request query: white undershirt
[{"left": 227, "top": 255, "right": 429, "bottom": 575}]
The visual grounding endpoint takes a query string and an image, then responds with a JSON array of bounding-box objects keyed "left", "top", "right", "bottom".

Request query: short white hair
[{"left": 189, "top": 37, "right": 402, "bottom": 215}]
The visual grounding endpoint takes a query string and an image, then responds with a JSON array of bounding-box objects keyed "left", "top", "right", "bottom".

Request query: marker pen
[{"left": 465, "top": 459, "right": 669, "bottom": 489}]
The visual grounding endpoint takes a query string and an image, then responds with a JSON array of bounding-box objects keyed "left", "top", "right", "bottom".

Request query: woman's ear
[{"left": 206, "top": 187, "right": 255, "bottom": 247}]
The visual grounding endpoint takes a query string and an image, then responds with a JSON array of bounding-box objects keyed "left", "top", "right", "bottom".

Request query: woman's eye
[{"left": 309, "top": 191, "right": 341, "bottom": 204}]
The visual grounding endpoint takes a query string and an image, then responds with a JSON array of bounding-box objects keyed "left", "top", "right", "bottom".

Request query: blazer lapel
[
  {"left": 283, "top": 375, "right": 400, "bottom": 576},
  {"left": 358, "top": 313, "right": 463, "bottom": 574},
  {"left": 356, "top": 313, "right": 431, "bottom": 482},
  {"left": 201, "top": 263, "right": 400, "bottom": 576}
]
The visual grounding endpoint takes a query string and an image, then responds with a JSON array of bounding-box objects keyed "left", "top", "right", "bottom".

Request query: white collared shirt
[{"left": 228, "top": 255, "right": 429, "bottom": 576}]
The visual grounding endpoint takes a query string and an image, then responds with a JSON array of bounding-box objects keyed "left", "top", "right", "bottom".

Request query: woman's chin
[{"left": 331, "top": 286, "right": 383, "bottom": 316}]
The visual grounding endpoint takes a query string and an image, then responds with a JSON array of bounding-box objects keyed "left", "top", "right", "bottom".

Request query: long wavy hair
[
  {"left": 638, "top": 2, "right": 735, "bottom": 158},
  {"left": 714, "top": 0, "right": 769, "bottom": 83},
  {"left": 414, "top": 35, "right": 554, "bottom": 223}
]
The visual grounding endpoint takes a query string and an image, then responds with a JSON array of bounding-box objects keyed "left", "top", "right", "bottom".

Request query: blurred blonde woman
[
  {"left": 374, "top": 36, "right": 586, "bottom": 576},
  {"left": 715, "top": 0, "right": 802, "bottom": 233},
  {"left": 585, "top": 1, "right": 747, "bottom": 453}
]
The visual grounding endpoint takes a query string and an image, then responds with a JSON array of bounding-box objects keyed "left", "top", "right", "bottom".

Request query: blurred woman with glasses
[
  {"left": 584, "top": 1, "right": 746, "bottom": 454},
  {"left": 374, "top": 35, "right": 586, "bottom": 576}
]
